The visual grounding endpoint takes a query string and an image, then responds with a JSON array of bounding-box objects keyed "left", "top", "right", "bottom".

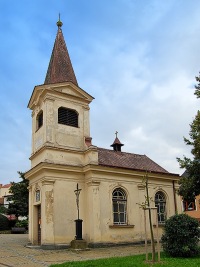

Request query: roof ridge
[{"left": 97, "top": 147, "right": 145, "bottom": 157}]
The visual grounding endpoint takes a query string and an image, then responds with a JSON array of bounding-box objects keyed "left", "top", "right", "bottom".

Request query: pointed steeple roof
[{"left": 44, "top": 18, "right": 78, "bottom": 86}]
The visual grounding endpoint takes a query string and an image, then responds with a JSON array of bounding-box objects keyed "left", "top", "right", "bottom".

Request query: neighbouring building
[
  {"left": 181, "top": 171, "right": 200, "bottom": 222},
  {"left": 25, "top": 19, "right": 182, "bottom": 248},
  {"left": 0, "top": 184, "right": 12, "bottom": 208}
]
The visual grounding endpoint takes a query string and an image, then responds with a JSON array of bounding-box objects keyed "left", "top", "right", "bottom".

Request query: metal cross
[{"left": 57, "top": 13, "right": 63, "bottom": 28}]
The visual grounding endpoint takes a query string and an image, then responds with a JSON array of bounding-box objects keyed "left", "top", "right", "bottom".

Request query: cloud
[{"left": 1, "top": 0, "right": 200, "bottom": 184}]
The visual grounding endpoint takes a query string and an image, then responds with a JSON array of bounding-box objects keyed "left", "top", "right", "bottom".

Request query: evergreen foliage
[
  {"left": 15, "top": 219, "right": 28, "bottom": 229},
  {"left": 0, "top": 205, "right": 8, "bottom": 214},
  {"left": 0, "top": 214, "right": 10, "bottom": 231},
  {"left": 194, "top": 72, "right": 200, "bottom": 98},
  {"left": 161, "top": 214, "right": 200, "bottom": 257},
  {"left": 177, "top": 72, "right": 200, "bottom": 199},
  {"left": 7, "top": 172, "right": 29, "bottom": 218}
]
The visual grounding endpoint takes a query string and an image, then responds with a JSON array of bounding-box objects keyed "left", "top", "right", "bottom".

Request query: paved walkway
[{"left": 0, "top": 234, "right": 150, "bottom": 267}]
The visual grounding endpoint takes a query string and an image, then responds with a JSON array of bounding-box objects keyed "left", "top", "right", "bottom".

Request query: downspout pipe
[{"left": 173, "top": 180, "right": 178, "bottom": 214}]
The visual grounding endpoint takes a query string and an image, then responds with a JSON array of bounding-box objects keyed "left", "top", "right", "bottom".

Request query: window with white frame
[
  {"left": 112, "top": 188, "right": 127, "bottom": 225},
  {"left": 182, "top": 199, "right": 196, "bottom": 211},
  {"left": 155, "top": 191, "right": 166, "bottom": 224}
]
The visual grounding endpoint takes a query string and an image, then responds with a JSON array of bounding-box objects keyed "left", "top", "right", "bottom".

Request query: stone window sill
[{"left": 109, "top": 225, "right": 134, "bottom": 229}]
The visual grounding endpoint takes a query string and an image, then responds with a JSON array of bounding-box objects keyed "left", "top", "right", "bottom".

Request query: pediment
[
  {"left": 53, "top": 83, "right": 92, "bottom": 101},
  {"left": 28, "top": 86, "right": 44, "bottom": 109},
  {"left": 28, "top": 82, "right": 94, "bottom": 110}
]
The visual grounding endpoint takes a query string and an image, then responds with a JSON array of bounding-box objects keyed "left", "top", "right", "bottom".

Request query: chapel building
[{"left": 25, "top": 19, "right": 182, "bottom": 248}]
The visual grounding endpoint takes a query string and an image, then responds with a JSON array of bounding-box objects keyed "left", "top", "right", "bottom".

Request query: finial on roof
[
  {"left": 115, "top": 131, "right": 118, "bottom": 138},
  {"left": 57, "top": 13, "right": 63, "bottom": 28}
]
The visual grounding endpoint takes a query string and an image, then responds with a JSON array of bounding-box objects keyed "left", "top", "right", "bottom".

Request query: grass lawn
[{"left": 50, "top": 253, "right": 200, "bottom": 267}]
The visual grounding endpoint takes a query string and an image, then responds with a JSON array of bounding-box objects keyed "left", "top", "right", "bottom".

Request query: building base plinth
[{"left": 70, "top": 239, "right": 87, "bottom": 249}]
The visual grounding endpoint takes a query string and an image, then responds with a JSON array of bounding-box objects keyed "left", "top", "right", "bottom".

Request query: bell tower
[{"left": 28, "top": 19, "right": 95, "bottom": 168}]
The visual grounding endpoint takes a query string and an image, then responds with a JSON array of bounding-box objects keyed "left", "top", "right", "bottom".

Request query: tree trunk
[{"left": 145, "top": 173, "right": 156, "bottom": 262}]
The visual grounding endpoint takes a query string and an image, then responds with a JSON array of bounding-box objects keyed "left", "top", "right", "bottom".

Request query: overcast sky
[{"left": 0, "top": 0, "right": 200, "bottom": 184}]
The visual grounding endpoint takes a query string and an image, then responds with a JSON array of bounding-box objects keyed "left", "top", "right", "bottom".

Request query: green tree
[
  {"left": 177, "top": 73, "right": 200, "bottom": 199},
  {"left": 0, "top": 205, "right": 8, "bottom": 214},
  {"left": 194, "top": 72, "right": 200, "bottom": 98},
  {"left": 7, "top": 172, "right": 29, "bottom": 218}
]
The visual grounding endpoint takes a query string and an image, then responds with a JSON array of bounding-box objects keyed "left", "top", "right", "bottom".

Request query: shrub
[
  {"left": 15, "top": 219, "right": 28, "bottom": 229},
  {"left": 0, "top": 214, "right": 10, "bottom": 231},
  {"left": 161, "top": 213, "right": 200, "bottom": 257},
  {"left": 0, "top": 205, "right": 8, "bottom": 214},
  {"left": 9, "top": 219, "right": 16, "bottom": 228}
]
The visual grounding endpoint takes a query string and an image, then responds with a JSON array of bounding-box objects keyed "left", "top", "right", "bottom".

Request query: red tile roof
[
  {"left": 97, "top": 148, "right": 170, "bottom": 174},
  {"left": 44, "top": 25, "right": 78, "bottom": 86},
  {"left": 1, "top": 184, "right": 11, "bottom": 188}
]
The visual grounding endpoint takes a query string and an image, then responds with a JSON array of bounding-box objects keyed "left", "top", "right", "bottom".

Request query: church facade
[{"left": 25, "top": 20, "right": 182, "bottom": 248}]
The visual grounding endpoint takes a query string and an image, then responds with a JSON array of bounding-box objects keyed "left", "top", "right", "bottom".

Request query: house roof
[
  {"left": 97, "top": 147, "right": 170, "bottom": 174},
  {"left": 1, "top": 184, "right": 11, "bottom": 188},
  {"left": 181, "top": 170, "right": 188, "bottom": 177},
  {"left": 44, "top": 20, "right": 78, "bottom": 86}
]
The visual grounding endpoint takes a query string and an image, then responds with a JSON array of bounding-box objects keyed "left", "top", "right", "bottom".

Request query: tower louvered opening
[
  {"left": 36, "top": 110, "right": 43, "bottom": 130},
  {"left": 58, "top": 107, "right": 78, "bottom": 127}
]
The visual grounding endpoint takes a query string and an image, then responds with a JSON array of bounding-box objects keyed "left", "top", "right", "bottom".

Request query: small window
[
  {"left": 112, "top": 188, "right": 127, "bottom": 225},
  {"left": 58, "top": 107, "right": 78, "bottom": 127},
  {"left": 182, "top": 199, "right": 196, "bottom": 211},
  {"left": 36, "top": 190, "right": 40, "bottom": 202},
  {"left": 36, "top": 111, "right": 43, "bottom": 130},
  {"left": 155, "top": 191, "right": 166, "bottom": 224}
]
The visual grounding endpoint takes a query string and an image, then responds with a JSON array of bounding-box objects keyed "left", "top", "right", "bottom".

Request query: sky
[{"left": 0, "top": 0, "right": 200, "bottom": 184}]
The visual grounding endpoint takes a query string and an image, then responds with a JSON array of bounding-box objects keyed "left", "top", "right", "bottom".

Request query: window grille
[
  {"left": 155, "top": 191, "right": 166, "bottom": 224},
  {"left": 58, "top": 107, "right": 78, "bottom": 127},
  {"left": 112, "top": 188, "right": 127, "bottom": 225}
]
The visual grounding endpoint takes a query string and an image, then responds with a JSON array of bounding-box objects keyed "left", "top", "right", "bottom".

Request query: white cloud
[{"left": 1, "top": 0, "right": 200, "bottom": 183}]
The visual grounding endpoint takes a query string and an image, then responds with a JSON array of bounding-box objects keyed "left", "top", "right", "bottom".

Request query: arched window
[
  {"left": 155, "top": 191, "right": 166, "bottom": 224},
  {"left": 36, "top": 110, "right": 43, "bottom": 130},
  {"left": 58, "top": 107, "right": 78, "bottom": 128},
  {"left": 112, "top": 188, "right": 127, "bottom": 225}
]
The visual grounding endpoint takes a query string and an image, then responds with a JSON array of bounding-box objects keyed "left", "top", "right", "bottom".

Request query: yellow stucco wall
[
  {"left": 26, "top": 81, "right": 181, "bottom": 247},
  {"left": 26, "top": 163, "right": 181, "bottom": 246}
]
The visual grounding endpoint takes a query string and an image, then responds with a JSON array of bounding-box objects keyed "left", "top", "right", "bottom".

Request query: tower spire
[{"left": 44, "top": 18, "right": 78, "bottom": 86}]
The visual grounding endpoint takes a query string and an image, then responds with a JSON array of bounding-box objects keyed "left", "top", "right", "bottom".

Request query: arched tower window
[
  {"left": 112, "top": 188, "right": 127, "bottom": 225},
  {"left": 36, "top": 110, "right": 43, "bottom": 130},
  {"left": 155, "top": 191, "right": 166, "bottom": 224},
  {"left": 58, "top": 107, "right": 78, "bottom": 127}
]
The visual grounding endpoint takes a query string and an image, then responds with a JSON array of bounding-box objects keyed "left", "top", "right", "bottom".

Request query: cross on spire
[
  {"left": 115, "top": 131, "right": 118, "bottom": 138},
  {"left": 57, "top": 13, "right": 63, "bottom": 28}
]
